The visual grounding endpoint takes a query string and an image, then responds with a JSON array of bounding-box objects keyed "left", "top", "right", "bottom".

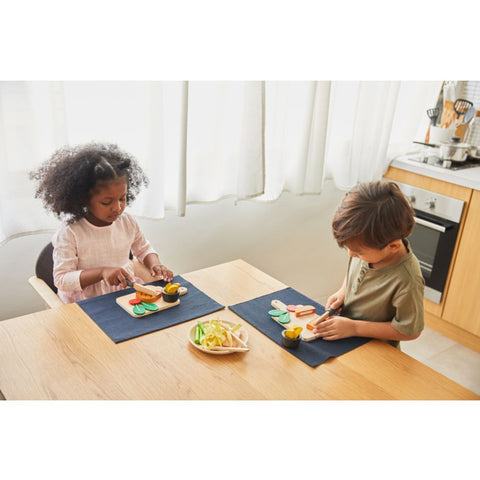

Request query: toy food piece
[
  {"left": 285, "top": 325, "right": 303, "bottom": 339},
  {"left": 306, "top": 308, "right": 336, "bottom": 330},
  {"left": 142, "top": 302, "right": 159, "bottom": 312},
  {"left": 129, "top": 298, "right": 142, "bottom": 305},
  {"left": 286, "top": 304, "right": 296, "bottom": 312},
  {"left": 164, "top": 282, "right": 180, "bottom": 294},
  {"left": 133, "top": 303, "right": 146, "bottom": 315},
  {"left": 198, "top": 319, "right": 241, "bottom": 350},
  {"left": 277, "top": 312, "right": 291, "bottom": 324},
  {"left": 135, "top": 288, "right": 162, "bottom": 303},
  {"left": 295, "top": 305, "right": 316, "bottom": 317}
]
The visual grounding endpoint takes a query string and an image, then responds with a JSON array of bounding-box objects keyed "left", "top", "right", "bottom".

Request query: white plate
[{"left": 188, "top": 319, "right": 249, "bottom": 355}]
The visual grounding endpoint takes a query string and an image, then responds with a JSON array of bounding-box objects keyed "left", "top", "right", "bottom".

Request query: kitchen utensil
[
  {"left": 413, "top": 137, "right": 477, "bottom": 163},
  {"left": 430, "top": 126, "right": 455, "bottom": 144},
  {"left": 464, "top": 110, "right": 480, "bottom": 147},
  {"left": 413, "top": 137, "right": 475, "bottom": 162},
  {"left": 440, "top": 100, "right": 456, "bottom": 128},
  {"left": 453, "top": 98, "right": 473, "bottom": 129},
  {"left": 425, "top": 107, "right": 440, "bottom": 142},
  {"left": 305, "top": 305, "right": 342, "bottom": 331},
  {"left": 427, "top": 107, "right": 439, "bottom": 126},
  {"left": 456, "top": 106, "right": 476, "bottom": 129},
  {"left": 443, "top": 81, "right": 456, "bottom": 103},
  {"left": 434, "top": 83, "right": 444, "bottom": 127},
  {"left": 439, "top": 137, "right": 471, "bottom": 162},
  {"left": 209, "top": 346, "right": 249, "bottom": 352},
  {"left": 125, "top": 278, "right": 160, "bottom": 296}
]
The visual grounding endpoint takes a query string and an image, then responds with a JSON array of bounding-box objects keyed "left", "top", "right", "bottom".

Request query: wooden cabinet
[
  {"left": 443, "top": 190, "right": 480, "bottom": 337},
  {"left": 384, "top": 167, "right": 480, "bottom": 352}
]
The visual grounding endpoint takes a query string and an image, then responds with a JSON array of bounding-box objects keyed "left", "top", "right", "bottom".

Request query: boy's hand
[
  {"left": 313, "top": 315, "right": 356, "bottom": 341},
  {"left": 150, "top": 264, "right": 173, "bottom": 282},
  {"left": 325, "top": 291, "right": 345, "bottom": 311}
]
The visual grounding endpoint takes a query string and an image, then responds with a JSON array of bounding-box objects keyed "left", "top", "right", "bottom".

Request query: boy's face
[
  {"left": 345, "top": 239, "right": 403, "bottom": 269},
  {"left": 85, "top": 178, "right": 128, "bottom": 227}
]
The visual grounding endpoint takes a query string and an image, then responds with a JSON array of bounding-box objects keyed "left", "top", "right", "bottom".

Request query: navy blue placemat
[
  {"left": 229, "top": 288, "right": 371, "bottom": 367},
  {"left": 77, "top": 275, "right": 224, "bottom": 343}
]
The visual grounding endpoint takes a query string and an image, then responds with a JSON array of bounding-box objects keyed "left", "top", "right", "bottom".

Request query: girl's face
[{"left": 85, "top": 178, "right": 128, "bottom": 226}]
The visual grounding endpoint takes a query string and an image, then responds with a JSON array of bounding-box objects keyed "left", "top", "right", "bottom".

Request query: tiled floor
[{"left": 401, "top": 326, "right": 480, "bottom": 396}]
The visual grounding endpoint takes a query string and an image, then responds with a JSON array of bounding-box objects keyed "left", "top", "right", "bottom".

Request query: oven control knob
[
  {"left": 408, "top": 194, "right": 416, "bottom": 205},
  {"left": 425, "top": 198, "right": 436, "bottom": 209}
]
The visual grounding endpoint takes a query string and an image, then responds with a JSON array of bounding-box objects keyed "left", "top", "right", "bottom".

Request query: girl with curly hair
[{"left": 30, "top": 142, "right": 173, "bottom": 303}]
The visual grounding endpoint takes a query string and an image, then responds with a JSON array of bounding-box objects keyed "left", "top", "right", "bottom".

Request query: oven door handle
[{"left": 414, "top": 216, "right": 447, "bottom": 233}]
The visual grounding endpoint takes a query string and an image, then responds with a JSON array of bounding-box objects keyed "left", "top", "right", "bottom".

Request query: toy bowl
[
  {"left": 281, "top": 329, "right": 301, "bottom": 349},
  {"left": 162, "top": 289, "right": 180, "bottom": 303}
]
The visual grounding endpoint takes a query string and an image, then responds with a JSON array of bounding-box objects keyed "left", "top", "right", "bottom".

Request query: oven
[{"left": 387, "top": 180, "right": 465, "bottom": 304}]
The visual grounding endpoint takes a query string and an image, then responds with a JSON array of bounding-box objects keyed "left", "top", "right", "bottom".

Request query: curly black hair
[{"left": 30, "top": 142, "right": 149, "bottom": 223}]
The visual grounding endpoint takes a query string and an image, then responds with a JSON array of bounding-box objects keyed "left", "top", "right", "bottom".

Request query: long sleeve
[
  {"left": 51, "top": 213, "right": 158, "bottom": 303},
  {"left": 52, "top": 226, "right": 83, "bottom": 292}
]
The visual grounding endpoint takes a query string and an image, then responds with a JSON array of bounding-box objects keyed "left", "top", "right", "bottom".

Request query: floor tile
[
  {"left": 401, "top": 326, "right": 457, "bottom": 362},
  {"left": 402, "top": 326, "right": 480, "bottom": 396},
  {"left": 424, "top": 344, "right": 480, "bottom": 395}
]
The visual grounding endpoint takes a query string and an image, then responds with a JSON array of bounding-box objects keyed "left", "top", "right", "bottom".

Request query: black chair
[
  {"left": 29, "top": 242, "right": 63, "bottom": 308},
  {"left": 35, "top": 242, "right": 57, "bottom": 293}
]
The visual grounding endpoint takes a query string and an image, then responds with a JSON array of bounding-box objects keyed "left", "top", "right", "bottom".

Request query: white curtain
[
  {"left": 324, "top": 80, "right": 442, "bottom": 190},
  {"left": 0, "top": 80, "right": 441, "bottom": 244}
]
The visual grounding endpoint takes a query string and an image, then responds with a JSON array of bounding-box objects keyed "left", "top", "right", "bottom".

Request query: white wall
[{"left": 0, "top": 180, "right": 348, "bottom": 321}]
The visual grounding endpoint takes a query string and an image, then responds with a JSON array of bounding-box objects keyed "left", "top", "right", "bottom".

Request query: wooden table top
[{"left": 0, "top": 259, "right": 478, "bottom": 400}]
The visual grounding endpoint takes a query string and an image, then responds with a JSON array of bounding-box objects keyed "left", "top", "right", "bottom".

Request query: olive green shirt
[{"left": 342, "top": 239, "right": 425, "bottom": 347}]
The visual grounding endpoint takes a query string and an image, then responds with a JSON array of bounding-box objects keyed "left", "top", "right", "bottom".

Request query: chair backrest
[{"left": 35, "top": 242, "right": 57, "bottom": 293}]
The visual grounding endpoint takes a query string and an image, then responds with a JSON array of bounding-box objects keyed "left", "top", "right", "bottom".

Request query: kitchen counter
[{"left": 390, "top": 155, "right": 480, "bottom": 190}]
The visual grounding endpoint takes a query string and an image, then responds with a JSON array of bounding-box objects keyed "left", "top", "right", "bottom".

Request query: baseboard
[{"left": 425, "top": 312, "right": 480, "bottom": 353}]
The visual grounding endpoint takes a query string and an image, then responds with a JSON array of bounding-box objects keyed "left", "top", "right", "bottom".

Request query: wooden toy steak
[{"left": 269, "top": 299, "right": 332, "bottom": 341}]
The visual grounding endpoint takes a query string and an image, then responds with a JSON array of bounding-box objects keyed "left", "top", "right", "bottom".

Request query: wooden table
[{"left": 0, "top": 260, "right": 478, "bottom": 400}]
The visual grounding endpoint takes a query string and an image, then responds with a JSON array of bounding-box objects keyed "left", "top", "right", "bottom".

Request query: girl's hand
[
  {"left": 150, "top": 264, "right": 173, "bottom": 282},
  {"left": 313, "top": 315, "right": 356, "bottom": 341},
  {"left": 102, "top": 267, "right": 132, "bottom": 287}
]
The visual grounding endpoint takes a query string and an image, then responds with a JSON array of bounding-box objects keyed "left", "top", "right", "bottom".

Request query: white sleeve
[{"left": 52, "top": 226, "right": 83, "bottom": 292}]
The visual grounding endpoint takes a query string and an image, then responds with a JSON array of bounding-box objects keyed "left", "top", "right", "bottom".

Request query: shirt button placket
[{"left": 353, "top": 265, "right": 368, "bottom": 293}]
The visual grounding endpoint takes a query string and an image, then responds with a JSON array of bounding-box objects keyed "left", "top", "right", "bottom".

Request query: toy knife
[
  {"left": 308, "top": 305, "right": 342, "bottom": 329},
  {"left": 125, "top": 278, "right": 161, "bottom": 296}
]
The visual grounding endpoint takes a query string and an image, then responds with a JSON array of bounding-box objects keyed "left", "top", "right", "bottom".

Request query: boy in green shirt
[{"left": 313, "top": 180, "right": 424, "bottom": 347}]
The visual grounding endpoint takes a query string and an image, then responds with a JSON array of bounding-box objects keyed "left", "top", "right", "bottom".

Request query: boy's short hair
[{"left": 332, "top": 180, "right": 415, "bottom": 249}]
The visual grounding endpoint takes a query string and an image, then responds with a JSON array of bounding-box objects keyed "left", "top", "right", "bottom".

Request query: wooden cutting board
[
  {"left": 116, "top": 286, "right": 188, "bottom": 318},
  {"left": 269, "top": 299, "right": 322, "bottom": 342}
]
